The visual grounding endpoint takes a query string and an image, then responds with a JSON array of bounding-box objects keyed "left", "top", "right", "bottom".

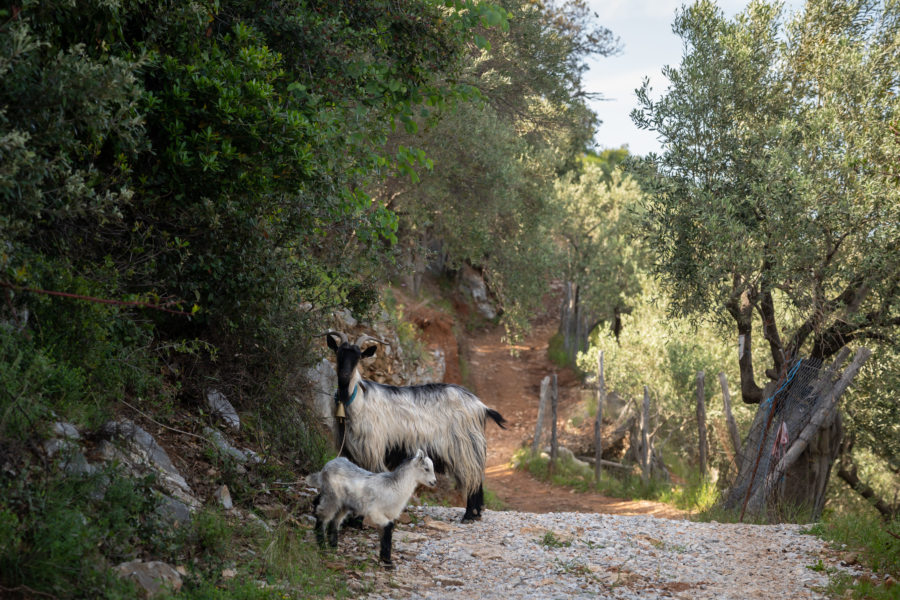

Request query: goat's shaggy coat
[
  {"left": 307, "top": 450, "right": 436, "bottom": 567},
  {"left": 325, "top": 332, "right": 506, "bottom": 522}
]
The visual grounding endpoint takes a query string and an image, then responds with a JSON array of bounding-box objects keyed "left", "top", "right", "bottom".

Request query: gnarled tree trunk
[{"left": 720, "top": 348, "right": 869, "bottom": 522}]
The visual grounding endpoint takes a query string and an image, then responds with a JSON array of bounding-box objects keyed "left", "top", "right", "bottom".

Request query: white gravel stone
[{"left": 361, "top": 506, "right": 866, "bottom": 600}]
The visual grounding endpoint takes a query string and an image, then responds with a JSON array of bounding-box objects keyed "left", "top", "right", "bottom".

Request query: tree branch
[
  {"left": 757, "top": 289, "right": 785, "bottom": 374},
  {"left": 838, "top": 453, "right": 899, "bottom": 521},
  {"left": 0, "top": 281, "right": 194, "bottom": 317},
  {"left": 726, "top": 280, "right": 764, "bottom": 404}
]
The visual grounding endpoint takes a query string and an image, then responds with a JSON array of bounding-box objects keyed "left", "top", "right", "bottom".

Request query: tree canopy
[{"left": 632, "top": 0, "right": 900, "bottom": 403}]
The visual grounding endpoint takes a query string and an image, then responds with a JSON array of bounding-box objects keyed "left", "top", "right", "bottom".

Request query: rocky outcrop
[
  {"left": 204, "top": 426, "right": 261, "bottom": 469},
  {"left": 458, "top": 264, "right": 497, "bottom": 320},
  {"left": 113, "top": 560, "right": 182, "bottom": 598},
  {"left": 99, "top": 419, "right": 200, "bottom": 509},
  {"left": 206, "top": 389, "right": 240, "bottom": 430}
]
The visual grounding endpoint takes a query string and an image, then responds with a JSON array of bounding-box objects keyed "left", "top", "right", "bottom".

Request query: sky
[{"left": 582, "top": 0, "right": 802, "bottom": 156}]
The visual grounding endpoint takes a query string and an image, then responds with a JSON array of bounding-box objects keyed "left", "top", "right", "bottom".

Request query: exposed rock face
[
  {"left": 304, "top": 357, "right": 338, "bottom": 428},
  {"left": 113, "top": 560, "right": 182, "bottom": 598},
  {"left": 214, "top": 484, "right": 233, "bottom": 510},
  {"left": 204, "top": 426, "right": 261, "bottom": 466},
  {"left": 458, "top": 263, "right": 497, "bottom": 320},
  {"left": 43, "top": 421, "right": 98, "bottom": 477},
  {"left": 206, "top": 389, "right": 240, "bottom": 430},
  {"left": 155, "top": 494, "right": 192, "bottom": 526},
  {"left": 100, "top": 419, "right": 199, "bottom": 509}
]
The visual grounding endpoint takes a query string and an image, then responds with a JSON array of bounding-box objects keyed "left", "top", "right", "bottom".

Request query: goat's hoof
[{"left": 380, "top": 560, "right": 395, "bottom": 570}]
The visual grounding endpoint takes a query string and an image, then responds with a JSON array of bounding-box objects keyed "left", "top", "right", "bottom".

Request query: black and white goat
[
  {"left": 324, "top": 331, "right": 506, "bottom": 523},
  {"left": 307, "top": 450, "right": 437, "bottom": 568}
]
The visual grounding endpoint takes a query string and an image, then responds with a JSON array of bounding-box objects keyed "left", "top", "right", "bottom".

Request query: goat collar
[{"left": 334, "top": 383, "right": 358, "bottom": 407}]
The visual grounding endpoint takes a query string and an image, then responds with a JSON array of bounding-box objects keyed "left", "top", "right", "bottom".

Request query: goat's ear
[
  {"left": 326, "top": 334, "right": 339, "bottom": 352},
  {"left": 361, "top": 344, "right": 377, "bottom": 359},
  {"left": 414, "top": 448, "right": 424, "bottom": 461}
]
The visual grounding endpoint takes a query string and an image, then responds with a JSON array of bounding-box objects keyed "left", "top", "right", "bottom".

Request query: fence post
[
  {"left": 549, "top": 373, "right": 559, "bottom": 476},
  {"left": 641, "top": 386, "right": 650, "bottom": 484},
  {"left": 696, "top": 371, "right": 708, "bottom": 479},
  {"left": 594, "top": 351, "right": 605, "bottom": 482},
  {"left": 532, "top": 376, "right": 551, "bottom": 455},
  {"left": 718, "top": 372, "right": 742, "bottom": 469}
]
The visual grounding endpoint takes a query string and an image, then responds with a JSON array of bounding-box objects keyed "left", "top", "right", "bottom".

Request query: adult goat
[{"left": 324, "top": 330, "right": 506, "bottom": 522}]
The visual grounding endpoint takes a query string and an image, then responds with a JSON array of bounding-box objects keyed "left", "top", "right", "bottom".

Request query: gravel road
[{"left": 357, "top": 505, "right": 864, "bottom": 600}]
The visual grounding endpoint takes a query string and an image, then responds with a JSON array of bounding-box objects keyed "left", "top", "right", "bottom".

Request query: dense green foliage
[
  {"left": 554, "top": 153, "right": 645, "bottom": 352},
  {"left": 0, "top": 0, "right": 507, "bottom": 436},
  {"left": 379, "top": 0, "right": 619, "bottom": 336},
  {"left": 0, "top": 0, "right": 621, "bottom": 596}
]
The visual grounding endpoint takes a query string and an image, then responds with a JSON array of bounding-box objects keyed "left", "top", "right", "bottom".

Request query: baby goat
[{"left": 307, "top": 449, "right": 437, "bottom": 568}]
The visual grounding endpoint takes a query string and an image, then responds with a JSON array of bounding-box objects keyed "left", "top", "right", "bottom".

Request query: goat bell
[{"left": 335, "top": 401, "right": 346, "bottom": 419}]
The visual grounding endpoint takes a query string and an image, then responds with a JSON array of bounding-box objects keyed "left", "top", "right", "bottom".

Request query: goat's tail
[{"left": 486, "top": 408, "right": 507, "bottom": 430}]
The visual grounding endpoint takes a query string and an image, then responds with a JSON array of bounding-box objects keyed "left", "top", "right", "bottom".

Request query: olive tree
[
  {"left": 554, "top": 153, "right": 646, "bottom": 362},
  {"left": 632, "top": 0, "right": 900, "bottom": 517}
]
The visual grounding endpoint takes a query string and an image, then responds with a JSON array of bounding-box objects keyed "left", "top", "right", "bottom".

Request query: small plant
[
  {"left": 806, "top": 559, "right": 828, "bottom": 573},
  {"left": 547, "top": 333, "right": 570, "bottom": 368},
  {"left": 539, "top": 530, "right": 572, "bottom": 548},
  {"left": 483, "top": 486, "right": 508, "bottom": 511}
]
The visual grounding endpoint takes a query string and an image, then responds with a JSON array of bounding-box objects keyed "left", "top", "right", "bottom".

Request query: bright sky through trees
[{"left": 584, "top": 0, "right": 803, "bottom": 155}]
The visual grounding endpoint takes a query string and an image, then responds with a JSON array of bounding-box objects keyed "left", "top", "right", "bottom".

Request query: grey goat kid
[
  {"left": 324, "top": 330, "right": 506, "bottom": 523},
  {"left": 307, "top": 450, "right": 437, "bottom": 568}
]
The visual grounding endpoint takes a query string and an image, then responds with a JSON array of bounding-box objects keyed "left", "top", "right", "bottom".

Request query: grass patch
[
  {"left": 547, "top": 332, "right": 570, "bottom": 368},
  {"left": 483, "top": 486, "right": 508, "bottom": 511},
  {"left": 511, "top": 447, "right": 722, "bottom": 513},
  {"left": 811, "top": 511, "right": 899, "bottom": 589},
  {"left": 796, "top": 509, "right": 899, "bottom": 599}
]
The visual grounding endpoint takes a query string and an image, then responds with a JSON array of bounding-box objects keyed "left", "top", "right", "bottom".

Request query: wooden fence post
[
  {"left": 594, "top": 351, "right": 605, "bottom": 481},
  {"left": 548, "top": 373, "right": 559, "bottom": 476},
  {"left": 532, "top": 375, "right": 551, "bottom": 455},
  {"left": 696, "top": 371, "right": 708, "bottom": 479},
  {"left": 641, "top": 386, "right": 650, "bottom": 484},
  {"left": 718, "top": 372, "right": 742, "bottom": 469}
]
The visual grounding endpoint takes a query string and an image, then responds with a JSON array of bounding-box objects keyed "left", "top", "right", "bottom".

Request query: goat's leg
[
  {"left": 379, "top": 522, "right": 395, "bottom": 569},
  {"left": 315, "top": 517, "right": 327, "bottom": 547},
  {"left": 326, "top": 519, "right": 339, "bottom": 548},
  {"left": 313, "top": 494, "right": 329, "bottom": 547},
  {"left": 327, "top": 508, "right": 351, "bottom": 548},
  {"left": 461, "top": 485, "right": 484, "bottom": 522}
]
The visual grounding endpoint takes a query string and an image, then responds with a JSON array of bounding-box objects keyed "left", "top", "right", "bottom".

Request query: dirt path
[{"left": 455, "top": 314, "right": 684, "bottom": 519}]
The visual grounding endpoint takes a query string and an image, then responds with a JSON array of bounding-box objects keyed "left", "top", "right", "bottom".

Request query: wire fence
[{"left": 719, "top": 356, "right": 829, "bottom": 515}]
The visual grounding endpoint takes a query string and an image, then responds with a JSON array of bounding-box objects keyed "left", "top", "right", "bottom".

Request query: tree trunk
[
  {"left": 640, "top": 387, "right": 650, "bottom": 484},
  {"left": 720, "top": 348, "right": 869, "bottom": 522},
  {"left": 696, "top": 371, "right": 708, "bottom": 479},
  {"left": 548, "top": 374, "right": 559, "bottom": 475},
  {"left": 719, "top": 372, "right": 742, "bottom": 470},
  {"left": 558, "top": 280, "right": 594, "bottom": 364},
  {"left": 532, "top": 375, "right": 551, "bottom": 454},
  {"left": 594, "top": 351, "right": 605, "bottom": 481}
]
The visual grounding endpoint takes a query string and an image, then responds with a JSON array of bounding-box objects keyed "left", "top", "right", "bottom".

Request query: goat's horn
[
  {"left": 354, "top": 333, "right": 389, "bottom": 347},
  {"left": 321, "top": 331, "right": 349, "bottom": 345}
]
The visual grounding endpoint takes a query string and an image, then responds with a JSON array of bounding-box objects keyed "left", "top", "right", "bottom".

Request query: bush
[{"left": 0, "top": 461, "right": 162, "bottom": 599}]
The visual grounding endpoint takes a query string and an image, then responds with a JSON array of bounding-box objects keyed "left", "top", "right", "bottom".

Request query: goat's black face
[{"left": 327, "top": 335, "right": 376, "bottom": 404}]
